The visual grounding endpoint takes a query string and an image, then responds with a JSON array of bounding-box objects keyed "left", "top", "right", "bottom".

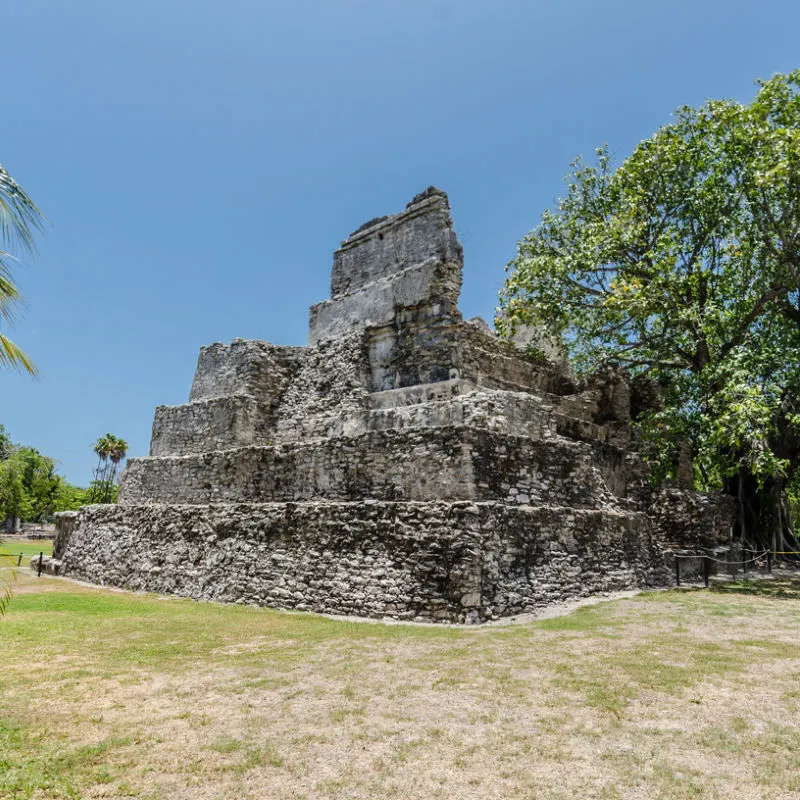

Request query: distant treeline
[{"left": 0, "top": 424, "right": 98, "bottom": 526}]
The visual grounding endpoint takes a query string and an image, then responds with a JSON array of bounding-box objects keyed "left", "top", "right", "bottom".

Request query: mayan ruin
[{"left": 50, "top": 188, "right": 734, "bottom": 623}]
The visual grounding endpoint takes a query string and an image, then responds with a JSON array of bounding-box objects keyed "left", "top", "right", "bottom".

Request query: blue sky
[{"left": 3, "top": 0, "right": 799, "bottom": 485}]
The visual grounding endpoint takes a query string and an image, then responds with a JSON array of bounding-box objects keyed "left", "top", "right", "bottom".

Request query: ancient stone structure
[{"left": 54, "top": 188, "right": 733, "bottom": 622}]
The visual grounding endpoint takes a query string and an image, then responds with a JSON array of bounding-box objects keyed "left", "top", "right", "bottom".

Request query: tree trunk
[{"left": 723, "top": 470, "right": 799, "bottom": 556}]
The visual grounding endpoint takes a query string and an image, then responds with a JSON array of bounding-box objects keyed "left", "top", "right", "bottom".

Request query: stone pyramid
[{"left": 55, "top": 188, "right": 731, "bottom": 622}]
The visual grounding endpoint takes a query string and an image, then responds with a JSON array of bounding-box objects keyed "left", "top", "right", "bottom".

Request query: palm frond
[
  {"left": 0, "top": 258, "right": 22, "bottom": 324},
  {"left": 0, "top": 163, "right": 45, "bottom": 375},
  {"left": 0, "top": 164, "right": 45, "bottom": 256},
  {"left": 0, "top": 568, "right": 17, "bottom": 616},
  {"left": 0, "top": 333, "right": 37, "bottom": 375}
]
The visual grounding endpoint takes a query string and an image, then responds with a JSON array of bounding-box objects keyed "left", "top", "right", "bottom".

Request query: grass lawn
[
  {"left": 1, "top": 571, "right": 799, "bottom": 799},
  {"left": 0, "top": 538, "right": 53, "bottom": 564}
]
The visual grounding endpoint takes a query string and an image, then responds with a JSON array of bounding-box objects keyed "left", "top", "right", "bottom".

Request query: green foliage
[
  {"left": 788, "top": 472, "right": 800, "bottom": 532},
  {"left": 0, "top": 424, "right": 12, "bottom": 460},
  {"left": 0, "top": 448, "right": 64, "bottom": 523},
  {"left": 0, "top": 426, "right": 89, "bottom": 523},
  {"left": 0, "top": 455, "right": 29, "bottom": 522},
  {"left": 0, "top": 163, "right": 44, "bottom": 374},
  {"left": 88, "top": 434, "right": 127, "bottom": 504},
  {"left": 0, "top": 427, "right": 127, "bottom": 526},
  {"left": 499, "top": 72, "right": 800, "bottom": 501},
  {"left": 0, "top": 570, "right": 15, "bottom": 616},
  {"left": 14, "top": 447, "right": 63, "bottom": 520},
  {"left": 54, "top": 481, "right": 90, "bottom": 512}
]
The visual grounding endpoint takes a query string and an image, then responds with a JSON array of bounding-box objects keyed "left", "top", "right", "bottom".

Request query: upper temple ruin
[{"left": 52, "top": 188, "right": 734, "bottom": 622}]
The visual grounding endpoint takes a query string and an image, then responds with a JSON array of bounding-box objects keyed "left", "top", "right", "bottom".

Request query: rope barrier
[
  {"left": 674, "top": 550, "right": 800, "bottom": 565},
  {"left": 675, "top": 551, "right": 769, "bottom": 566},
  {"left": 706, "top": 551, "right": 769, "bottom": 566},
  {"left": 672, "top": 548, "right": 799, "bottom": 587}
]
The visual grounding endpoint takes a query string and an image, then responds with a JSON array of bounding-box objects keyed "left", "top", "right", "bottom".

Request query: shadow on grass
[{"left": 710, "top": 575, "right": 800, "bottom": 601}]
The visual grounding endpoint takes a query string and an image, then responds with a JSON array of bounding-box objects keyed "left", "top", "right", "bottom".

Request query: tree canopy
[
  {"left": 498, "top": 72, "right": 800, "bottom": 549},
  {"left": 0, "top": 424, "right": 88, "bottom": 526}
]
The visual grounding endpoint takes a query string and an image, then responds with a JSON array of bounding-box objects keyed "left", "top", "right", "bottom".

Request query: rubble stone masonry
[{"left": 56, "top": 188, "right": 733, "bottom": 622}]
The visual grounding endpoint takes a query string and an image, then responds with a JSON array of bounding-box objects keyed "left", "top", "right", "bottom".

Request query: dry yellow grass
[{"left": 2, "top": 569, "right": 800, "bottom": 799}]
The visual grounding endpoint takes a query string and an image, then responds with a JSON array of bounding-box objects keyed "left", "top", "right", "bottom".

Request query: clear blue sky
[{"left": 3, "top": 0, "right": 799, "bottom": 485}]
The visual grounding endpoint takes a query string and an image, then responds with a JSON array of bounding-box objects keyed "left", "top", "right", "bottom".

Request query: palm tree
[
  {"left": 105, "top": 435, "right": 128, "bottom": 502},
  {"left": 0, "top": 163, "right": 44, "bottom": 374},
  {"left": 90, "top": 434, "right": 128, "bottom": 503},
  {"left": 90, "top": 434, "right": 113, "bottom": 503},
  {"left": 0, "top": 164, "right": 43, "bottom": 615}
]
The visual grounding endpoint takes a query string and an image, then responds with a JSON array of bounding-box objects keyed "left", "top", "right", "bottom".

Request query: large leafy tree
[
  {"left": 0, "top": 426, "right": 90, "bottom": 530},
  {"left": 0, "top": 163, "right": 44, "bottom": 373},
  {"left": 499, "top": 72, "right": 800, "bottom": 551},
  {"left": 0, "top": 445, "right": 66, "bottom": 525}
]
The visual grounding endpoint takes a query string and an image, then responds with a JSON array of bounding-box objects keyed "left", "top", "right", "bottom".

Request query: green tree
[
  {"left": 0, "top": 426, "right": 90, "bottom": 525},
  {"left": 0, "top": 424, "right": 12, "bottom": 460},
  {"left": 499, "top": 72, "right": 800, "bottom": 552},
  {"left": 88, "top": 434, "right": 111, "bottom": 503},
  {"left": 0, "top": 447, "right": 64, "bottom": 525},
  {"left": 106, "top": 436, "right": 128, "bottom": 499},
  {"left": 0, "top": 455, "right": 29, "bottom": 528},
  {"left": 55, "top": 481, "right": 90, "bottom": 512},
  {"left": 15, "top": 447, "right": 62, "bottom": 520},
  {"left": 0, "top": 163, "right": 44, "bottom": 373}
]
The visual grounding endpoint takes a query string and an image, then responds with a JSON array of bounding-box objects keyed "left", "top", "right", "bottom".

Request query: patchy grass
[{"left": 1, "top": 571, "right": 800, "bottom": 799}]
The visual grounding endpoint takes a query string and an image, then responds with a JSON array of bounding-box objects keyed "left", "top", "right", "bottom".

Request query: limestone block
[
  {"left": 150, "top": 396, "right": 263, "bottom": 457},
  {"left": 188, "top": 339, "right": 303, "bottom": 403},
  {"left": 52, "top": 510, "right": 79, "bottom": 560},
  {"left": 330, "top": 188, "right": 462, "bottom": 297},
  {"left": 29, "top": 554, "right": 62, "bottom": 575},
  {"left": 309, "top": 258, "right": 461, "bottom": 344}
]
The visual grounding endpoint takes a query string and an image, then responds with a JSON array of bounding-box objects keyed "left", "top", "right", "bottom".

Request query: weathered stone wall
[
  {"left": 272, "top": 332, "right": 371, "bottom": 442},
  {"left": 52, "top": 511, "right": 79, "bottom": 560},
  {"left": 189, "top": 340, "right": 304, "bottom": 402},
  {"left": 649, "top": 489, "right": 736, "bottom": 550},
  {"left": 366, "top": 383, "right": 557, "bottom": 441},
  {"left": 150, "top": 396, "right": 263, "bottom": 456},
  {"left": 330, "top": 188, "right": 462, "bottom": 297},
  {"left": 310, "top": 259, "right": 462, "bottom": 345},
  {"left": 121, "top": 427, "right": 635, "bottom": 509},
  {"left": 150, "top": 340, "right": 305, "bottom": 456},
  {"left": 60, "top": 501, "right": 668, "bottom": 623},
  {"left": 308, "top": 188, "right": 463, "bottom": 344},
  {"left": 366, "top": 312, "right": 572, "bottom": 395},
  {"left": 122, "top": 428, "right": 474, "bottom": 505}
]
